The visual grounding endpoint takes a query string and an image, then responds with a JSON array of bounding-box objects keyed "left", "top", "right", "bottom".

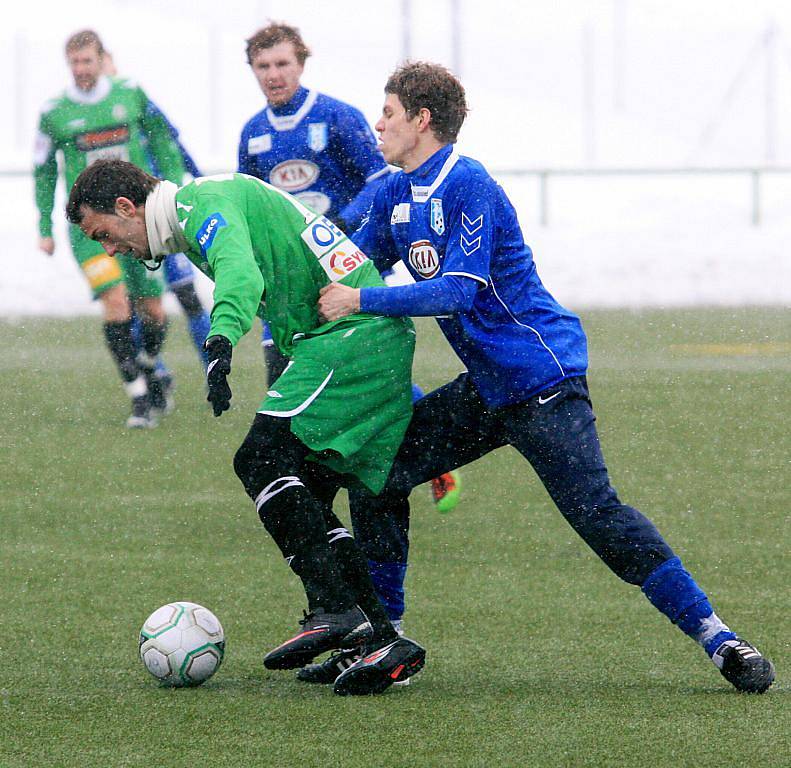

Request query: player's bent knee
[{"left": 233, "top": 414, "right": 307, "bottom": 500}]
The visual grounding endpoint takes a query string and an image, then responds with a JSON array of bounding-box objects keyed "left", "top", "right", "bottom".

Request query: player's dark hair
[
  {"left": 65, "top": 29, "right": 105, "bottom": 56},
  {"left": 67, "top": 160, "right": 158, "bottom": 224},
  {"left": 385, "top": 61, "right": 468, "bottom": 144},
  {"left": 245, "top": 22, "right": 311, "bottom": 65}
]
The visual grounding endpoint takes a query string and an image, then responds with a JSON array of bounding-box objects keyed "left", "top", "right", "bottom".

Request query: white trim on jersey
[
  {"left": 410, "top": 150, "right": 460, "bottom": 203},
  {"left": 366, "top": 166, "right": 390, "bottom": 184},
  {"left": 444, "top": 270, "right": 488, "bottom": 287},
  {"left": 488, "top": 277, "right": 566, "bottom": 377},
  {"left": 65, "top": 75, "right": 112, "bottom": 105},
  {"left": 258, "top": 369, "right": 335, "bottom": 418},
  {"left": 266, "top": 90, "right": 320, "bottom": 132}
]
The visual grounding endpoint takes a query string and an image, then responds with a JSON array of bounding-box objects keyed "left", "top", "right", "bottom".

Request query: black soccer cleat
[
  {"left": 712, "top": 638, "right": 775, "bottom": 694},
  {"left": 263, "top": 606, "right": 372, "bottom": 670},
  {"left": 296, "top": 647, "right": 361, "bottom": 684},
  {"left": 333, "top": 636, "right": 425, "bottom": 696}
]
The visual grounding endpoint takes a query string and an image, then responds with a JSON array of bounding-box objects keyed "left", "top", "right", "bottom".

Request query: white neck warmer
[{"left": 145, "top": 181, "right": 189, "bottom": 258}]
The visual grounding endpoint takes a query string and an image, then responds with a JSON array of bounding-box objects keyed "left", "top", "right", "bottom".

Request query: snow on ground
[{"left": 2, "top": 172, "right": 788, "bottom": 318}]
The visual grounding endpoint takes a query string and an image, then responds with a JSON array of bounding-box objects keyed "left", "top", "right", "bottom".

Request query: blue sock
[
  {"left": 130, "top": 313, "right": 142, "bottom": 349},
  {"left": 188, "top": 311, "right": 211, "bottom": 369},
  {"left": 642, "top": 557, "right": 736, "bottom": 656},
  {"left": 367, "top": 560, "right": 407, "bottom": 622},
  {"left": 411, "top": 384, "right": 424, "bottom": 403}
]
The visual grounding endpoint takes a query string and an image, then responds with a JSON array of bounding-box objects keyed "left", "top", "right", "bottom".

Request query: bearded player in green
[
  {"left": 66, "top": 159, "right": 426, "bottom": 696},
  {"left": 34, "top": 30, "right": 187, "bottom": 427}
]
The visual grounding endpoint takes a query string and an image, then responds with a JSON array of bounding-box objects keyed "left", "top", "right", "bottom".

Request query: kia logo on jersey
[
  {"left": 269, "top": 159, "right": 320, "bottom": 192},
  {"left": 408, "top": 240, "right": 440, "bottom": 279}
]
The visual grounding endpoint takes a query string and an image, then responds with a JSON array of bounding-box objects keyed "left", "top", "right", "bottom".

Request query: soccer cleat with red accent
[
  {"left": 333, "top": 636, "right": 425, "bottom": 696},
  {"left": 431, "top": 470, "right": 461, "bottom": 514},
  {"left": 712, "top": 637, "right": 775, "bottom": 694},
  {"left": 263, "top": 606, "right": 372, "bottom": 670}
]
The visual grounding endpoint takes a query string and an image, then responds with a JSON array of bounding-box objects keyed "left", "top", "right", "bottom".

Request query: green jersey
[
  {"left": 150, "top": 174, "right": 415, "bottom": 492},
  {"left": 34, "top": 75, "right": 187, "bottom": 238},
  {"left": 173, "top": 173, "right": 391, "bottom": 354}
]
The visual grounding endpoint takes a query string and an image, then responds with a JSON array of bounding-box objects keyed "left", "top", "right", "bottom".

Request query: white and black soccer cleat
[
  {"left": 712, "top": 637, "right": 775, "bottom": 694},
  {"left": 333, "top": 636, "right": 425, "bottom": 696},
  {"left": 296, "top": 647, "right": 361, "bottom": 684},
  {"left": 263, "top": 605, "right": 372, "bottom": 670},
  {"left": 126, "top": 395, "right": 157, "bottom": 429}
]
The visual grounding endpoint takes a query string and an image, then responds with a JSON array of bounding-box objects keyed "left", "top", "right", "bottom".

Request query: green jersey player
[
  {"left": 34, "top": 29, "right": 187, "bottom": 427},
  {"left": 65, "top": 159, "right": 426, "bottom": 695}
]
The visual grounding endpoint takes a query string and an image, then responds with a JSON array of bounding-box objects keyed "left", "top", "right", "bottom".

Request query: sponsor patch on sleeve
[{"left": 196, "top": 212, "right": 227, "bottom": 255}]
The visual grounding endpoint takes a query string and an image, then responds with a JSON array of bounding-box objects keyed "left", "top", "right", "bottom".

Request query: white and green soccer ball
[{"left": 139, "top": 601, "right": 225, "bottom": 687}]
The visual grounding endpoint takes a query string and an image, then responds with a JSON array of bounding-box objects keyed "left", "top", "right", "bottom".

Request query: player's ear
[
  {"left": 114, "top": 196, "right": 137, "bottom": 218},
  {"left": 416, "top": 107, "right": 432, "bottom": 133}
]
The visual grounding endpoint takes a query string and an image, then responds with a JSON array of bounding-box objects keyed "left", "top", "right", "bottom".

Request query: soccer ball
[{"left": 139, "top": 601, "right": 225, "bottom": 687}]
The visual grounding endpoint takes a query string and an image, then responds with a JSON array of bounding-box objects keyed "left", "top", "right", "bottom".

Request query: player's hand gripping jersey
[
  {"left": 148, "top": 173, "right": 415, "bottom": 492},
  {"left": 238, "top": 86, "right": 389, "bottom": 230},
  {"left": 356, "top": 145, "right": 589, "bottom": 408},
  {"left": 34, "top": 75, "right": 187, "bottom": 239}
]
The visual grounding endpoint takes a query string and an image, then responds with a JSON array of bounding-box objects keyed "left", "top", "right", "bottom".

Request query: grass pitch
[{"left": 1, "top": 309, "right": 788, "bottom": 768}]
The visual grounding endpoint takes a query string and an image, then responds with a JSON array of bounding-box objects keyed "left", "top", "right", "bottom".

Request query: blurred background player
[
  {"left": 237, "top": 22, "right": 461, "bottom": 642},
  {"left": 102, "top": 50, "right": 210, "bottom": 370},
  {"left": 238, "top": 21, "right": 390, "bottom": 384},
  {"left": 317, "top": 61, "right": 775, "bottom": 695},
  {"left": 34, "top": 29, "right": 185, "bottom": 427}
]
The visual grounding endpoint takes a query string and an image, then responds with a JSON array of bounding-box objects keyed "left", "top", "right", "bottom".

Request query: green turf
[{"left": 1, "top": 309, "right": 788, "bottom": 768}]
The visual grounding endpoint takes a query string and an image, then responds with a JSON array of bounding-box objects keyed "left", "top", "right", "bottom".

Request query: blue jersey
[
  {"left": 356, "top": 145, "right": 588, "bottom": 408},
  {"left": 238, "top": 86, "right": 389, "bottom": 230}
]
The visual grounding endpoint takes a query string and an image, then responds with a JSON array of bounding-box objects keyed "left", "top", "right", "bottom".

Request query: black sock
[
  {"left": 140, "top": 318, "right": 167, "bottom": 364},
  {"left": 257, "top": 478, "right": 356, "bottom": 613},
  {"left": 330, "top": 534, "right": 398, "bottom": 643},
  {"left": 172, "top": 283, "right": 203, "bottom": 317},
  {"left": 103, "top": 320, "right": 140, "bottom": 383}
]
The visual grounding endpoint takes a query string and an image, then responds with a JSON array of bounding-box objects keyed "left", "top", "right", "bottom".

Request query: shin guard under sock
[
  {"left": 103, "top": 319, "right": 141, "bottom": 384},
  {"left": 255, "top": 476, "right": 355, "bottom": 613},
  {"left": 642, "top": 556, "right": 737, "bottom": 655}
]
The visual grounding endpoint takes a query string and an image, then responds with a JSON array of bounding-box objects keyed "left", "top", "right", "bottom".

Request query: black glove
[{"left": 205, "top": 335, "right": 233, "bottom": 417}]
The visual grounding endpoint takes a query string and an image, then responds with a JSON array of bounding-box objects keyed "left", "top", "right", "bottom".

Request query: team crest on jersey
[
  {"left": 196, "top": 212, "right": 227, "bottom": 255},
  {"left": 112, "top": 104, "right": 127, "bottom": 121},
  {"left": 408, "top": 240, "right": 440, "bottom": 279},
  {"left": 270, "top": 159, "right": 320, "bottom": 192},
  {"left": 248, "top": 134, "right": 272, "bottom": 155},
  {"left": 308, "top": 122, "right": 328, "bottom": 152},
  {"left": 430, "top": 198, "right": 445, "bottom": 235}
]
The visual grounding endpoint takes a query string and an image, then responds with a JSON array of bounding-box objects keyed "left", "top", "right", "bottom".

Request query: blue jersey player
[
  {"left": 238, "top": 22, "right": 390, "bottom": 385},
  {"left": 316, "top": 61, "right": 775, "bottom": 694}
]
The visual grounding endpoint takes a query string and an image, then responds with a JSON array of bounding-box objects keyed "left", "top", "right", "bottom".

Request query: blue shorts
[{"left": 164, "top": 252, "right": 195, "bottom": 288}]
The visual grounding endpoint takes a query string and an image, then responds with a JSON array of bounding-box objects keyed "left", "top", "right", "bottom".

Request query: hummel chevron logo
[
  {"left": 461, "top": 234, "right": 482, "bottom": 256},
  {"left": 538, "top": 391, "right": 561, "bottom": 405},
  {"left": 461, "top": 212, "right": 483, "bottom": 234}
]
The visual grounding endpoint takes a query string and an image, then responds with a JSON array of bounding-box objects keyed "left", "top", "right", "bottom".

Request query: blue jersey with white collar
[
  {"left": 355, "top": 144, "right": 588, "bottom": 408},
  {"left": 238, "top": 86, "right": 389, "bottom": 230}
]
